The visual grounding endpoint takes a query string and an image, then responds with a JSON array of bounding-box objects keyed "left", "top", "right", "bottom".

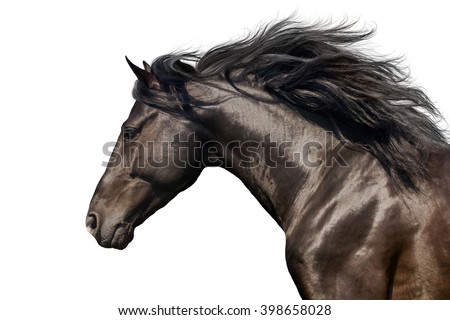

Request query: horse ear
[
  {"left": 143, "top": 60, "right": 152, "bottom": 72},
  {"left": 125, "top": 56, "right": 160, "bottom": 90}
]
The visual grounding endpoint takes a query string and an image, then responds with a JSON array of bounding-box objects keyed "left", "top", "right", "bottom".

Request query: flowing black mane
[{"left": 133, "top": 19, "right": 448, "bottom": 190}]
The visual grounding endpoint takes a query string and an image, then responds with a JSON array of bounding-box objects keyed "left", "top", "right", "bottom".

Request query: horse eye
[{"left": 123, "top": 128, "right": 138, "bottom": 141}]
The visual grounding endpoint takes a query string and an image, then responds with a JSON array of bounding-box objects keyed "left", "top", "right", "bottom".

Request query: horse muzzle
[{"left": 86, "top": 212, "right": 135, "bottom": 250}]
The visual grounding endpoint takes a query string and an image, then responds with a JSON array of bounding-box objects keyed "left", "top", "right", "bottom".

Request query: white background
[{"left": 1, "top": 1, "right": 449, "bottom": 319}]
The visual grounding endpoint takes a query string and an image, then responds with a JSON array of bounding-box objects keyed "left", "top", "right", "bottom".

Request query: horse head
[{"left": 86, "top": 59, "right": 204, "bottom": 249}]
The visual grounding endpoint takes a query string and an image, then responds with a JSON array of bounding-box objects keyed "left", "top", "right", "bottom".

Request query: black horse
[{"left": 87, "top": 19, "right": 450, "bottom": 299}]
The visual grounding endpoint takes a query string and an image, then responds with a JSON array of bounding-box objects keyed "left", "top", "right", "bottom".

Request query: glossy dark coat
[{"left": 86, "top": 20, "right": 450, "bottom": 299}]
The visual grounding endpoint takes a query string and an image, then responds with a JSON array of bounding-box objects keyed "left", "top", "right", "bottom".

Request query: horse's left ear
[{"left": 126, "top": 56, "right": 160, "bottom": 91}]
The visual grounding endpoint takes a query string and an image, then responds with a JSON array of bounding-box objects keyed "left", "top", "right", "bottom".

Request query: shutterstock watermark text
[{"left": 102, "top": 132, "right": 348, "bottom": 169}]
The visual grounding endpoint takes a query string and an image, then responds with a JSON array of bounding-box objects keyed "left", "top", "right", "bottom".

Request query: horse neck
[{"left": 190, "top": 82, "right": 346, "bottom": 229}]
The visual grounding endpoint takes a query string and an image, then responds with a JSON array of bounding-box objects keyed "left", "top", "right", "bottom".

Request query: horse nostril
[{"left": 86, "top": 212, "right": 98, "bottom": 233}]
